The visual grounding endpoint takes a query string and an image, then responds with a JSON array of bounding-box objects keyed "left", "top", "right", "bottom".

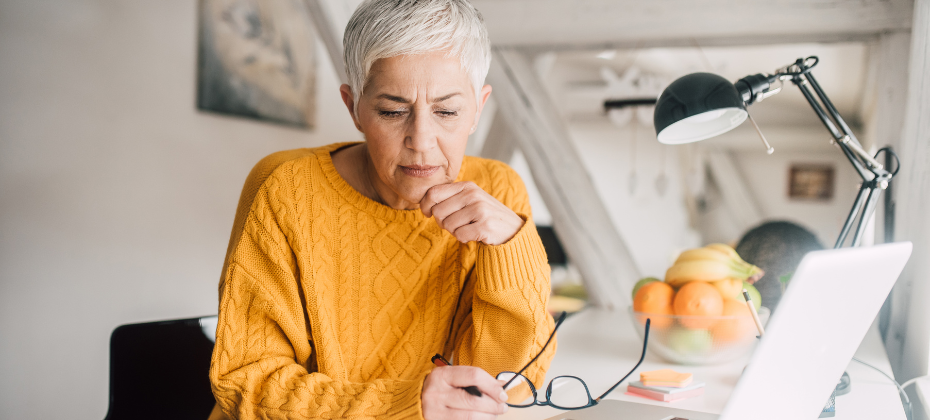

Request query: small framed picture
[{"left": 788, "top": 164, "right": 834, "bottom": 200}]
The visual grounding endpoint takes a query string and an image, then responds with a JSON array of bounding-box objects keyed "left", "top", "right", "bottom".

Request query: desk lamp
[{"left": 653, "top": 56, "right": 899, "bottom": 248}]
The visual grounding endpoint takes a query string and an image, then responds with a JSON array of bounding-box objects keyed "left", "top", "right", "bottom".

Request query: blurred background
[{"left": 1, "top": 0, "right": 927, "bottom": 418}]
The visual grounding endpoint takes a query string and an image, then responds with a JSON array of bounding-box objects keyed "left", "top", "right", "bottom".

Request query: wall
[
  {"left": 0, "top": 1, "right": 361, "bottom": 418},
  {"left": 732, "top": 148, "right": 861, "bottom": 247},
  {"left": 566, "top": 120, "right": 701, "bottom": 279}
]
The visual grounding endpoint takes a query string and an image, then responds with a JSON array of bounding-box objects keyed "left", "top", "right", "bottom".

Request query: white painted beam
[
  {"left": 471, "top": 0, "right": 913, "bottom": 50},
  {"left": 478, "top": 109, "right": 516, "bottom": 163},
  {"left": 304, "top": 0, "right": 354, "bottom": 84},
  {"left": 860, "top": 32, "right": 911, "bottom": 154},
  {"left": 487, "top": 48, "right": 641, "bottom": 309},
  {"left": 705, "top": 149, "right": 764, "bottom": 234},
  {"left": 860, "top": 32, "right": 911, "bottom": 260},
  {"left": 885, "top": 0, "right": 930, "bottom": 401}
]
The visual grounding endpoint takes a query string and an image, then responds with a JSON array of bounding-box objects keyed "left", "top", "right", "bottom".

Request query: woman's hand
[
  {"left": 422, "top": 366, "right": 509, "bottom": 420},
  {"left": 420, "top": 182, "right": 525, "bottom": 246}
]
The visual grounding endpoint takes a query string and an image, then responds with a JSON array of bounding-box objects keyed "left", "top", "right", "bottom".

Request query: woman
[{"left": 209, "top": 1, "right": 555, "bottom": 419}]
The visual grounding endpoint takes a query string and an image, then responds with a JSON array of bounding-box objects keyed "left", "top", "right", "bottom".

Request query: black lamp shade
[{"left": 653, "top": 72, "right": 748, "bottom": 144}]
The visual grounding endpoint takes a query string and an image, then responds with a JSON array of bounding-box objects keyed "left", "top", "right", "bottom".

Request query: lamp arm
[
  {"left": 804, "top": 71, "right": 864, "bottom": 150},
  {"left": 792, "top": 78, "right": 874, "bottom": 181},
  {"left": 788, "top": 71, "right": 892, "bottom": 247},
  {"left": 734, "top": 57, "right": 898, "bottom": 248}
]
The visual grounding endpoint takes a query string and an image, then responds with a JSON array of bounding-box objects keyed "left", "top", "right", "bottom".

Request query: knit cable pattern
[{"left": 210, "top": 143, "right": 555, "bottom": 419}]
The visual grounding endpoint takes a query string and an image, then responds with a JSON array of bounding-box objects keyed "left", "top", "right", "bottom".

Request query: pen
[
  {"left": 743, "top": 289, "right": 766, "bottom": 337},
  {"left": 431, "top": 354, "right": 483, "bottom": 397}
]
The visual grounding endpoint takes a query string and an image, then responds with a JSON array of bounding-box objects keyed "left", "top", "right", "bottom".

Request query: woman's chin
[{"left": 395, "top": 183, "right": 439, "bottom": 208}]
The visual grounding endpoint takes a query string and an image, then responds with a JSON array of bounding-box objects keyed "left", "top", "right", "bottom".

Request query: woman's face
[{"left": 340, "top": 52, "right": 492, "bottom": 210}]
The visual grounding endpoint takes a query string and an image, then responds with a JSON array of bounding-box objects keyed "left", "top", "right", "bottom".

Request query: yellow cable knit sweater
[{"left": 209, "top": 143, "right": 556, "bottom": 419}]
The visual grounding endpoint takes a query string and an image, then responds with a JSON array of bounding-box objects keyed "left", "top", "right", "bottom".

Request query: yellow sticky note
[{"left": 640, "top": 369, "right": 693, "bottom": 387}]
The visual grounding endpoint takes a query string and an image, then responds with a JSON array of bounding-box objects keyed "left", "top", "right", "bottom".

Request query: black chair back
[{"left": 104, "top": 316, "right": 217, "bottom": 420}]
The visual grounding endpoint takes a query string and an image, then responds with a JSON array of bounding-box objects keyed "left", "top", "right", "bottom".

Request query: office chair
[{"left": 103, "top": 316, "right": 218, "bottom": 420}]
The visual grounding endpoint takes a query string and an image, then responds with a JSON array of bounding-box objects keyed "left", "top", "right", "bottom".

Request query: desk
[{"left": 500, "top": 308, "right": 905, "bottom": 420}]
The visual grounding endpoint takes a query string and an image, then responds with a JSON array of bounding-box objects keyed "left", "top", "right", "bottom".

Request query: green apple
[
  {"left": 667, "top": 326, "right": 713, "bottom": 354},
  {"left": 632, "top": 277, "right": 661, "bottom": 299},
  {"left": 742, "top": 281, "right": 762, "bottom": 310}
]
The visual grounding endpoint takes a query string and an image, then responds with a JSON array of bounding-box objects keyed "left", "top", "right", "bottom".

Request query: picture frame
[
  {"left": 788, "top": 164, "right": 835, "bottom": 200},
  {"left": 196, "top": 0, "right": 317, "bottom": 129}
]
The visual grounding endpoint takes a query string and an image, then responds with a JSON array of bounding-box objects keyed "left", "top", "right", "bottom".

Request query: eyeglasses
[{"left": 496, "top": 312, "right": 651, "bottom": 410}]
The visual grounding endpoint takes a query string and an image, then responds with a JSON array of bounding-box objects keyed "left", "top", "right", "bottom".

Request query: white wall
[
  {"left": 732, "top": 148, "right": 861, "bottom": 247},
  {"left": 567, "top": 120, "right": 701, "bottom": 279},
  {"left": 0, "top": 1, "right": 361, "bottom": 418}
]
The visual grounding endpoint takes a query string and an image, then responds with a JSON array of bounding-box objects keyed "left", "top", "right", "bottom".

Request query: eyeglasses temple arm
[
  {"left": 595, "top": 318, "right": 651, "bottom": 401},
  {"left": 502, "top": 311, "right": 568, "bottom": 389}
]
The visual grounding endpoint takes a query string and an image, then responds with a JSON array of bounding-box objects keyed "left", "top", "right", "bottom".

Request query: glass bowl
[{"left": 629, "top": 306, "right": 770, "bottom": 365}]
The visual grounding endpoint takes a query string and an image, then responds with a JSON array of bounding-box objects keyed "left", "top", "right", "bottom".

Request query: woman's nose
[{"left": 404, "top": 110, "right": 438, "bottom": 152}]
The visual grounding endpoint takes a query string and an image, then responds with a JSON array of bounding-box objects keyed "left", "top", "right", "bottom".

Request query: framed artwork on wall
[
  {"left": 197, "top": 0, "right": 317, "bottom": 129},
  {"left": 788, "top": 164, "right": 835, "bottom": 200}
]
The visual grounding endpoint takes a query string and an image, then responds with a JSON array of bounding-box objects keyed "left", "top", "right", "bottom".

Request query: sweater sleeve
[
  {"left": 452, "top": 163, "right": 556, "bottom": 399},
  {"left": 210, "top": 172, "right": 426, "bottom": 420}
]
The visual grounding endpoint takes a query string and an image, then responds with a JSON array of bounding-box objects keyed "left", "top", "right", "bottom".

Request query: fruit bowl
[{"left": 629, "top": 306, "right": 770, "bottom": 365}]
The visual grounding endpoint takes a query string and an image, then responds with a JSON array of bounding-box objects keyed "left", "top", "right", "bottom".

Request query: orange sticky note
[{"left": 639, "top": 369, "right": 693, "bottom": 387}]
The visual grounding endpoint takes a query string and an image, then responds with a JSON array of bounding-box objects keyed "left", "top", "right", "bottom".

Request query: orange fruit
[
  {"left": 711, "top": 278, "right": 743, "bottom": 300},
  {"left": 711, "top": 299, "right": 755, "bottom": 343},
  {"left": 673, "top": 281, "right": 724, "bottom": 329},
  {"left": 633, "top": 281, "right": 675, "bottom": 328}
]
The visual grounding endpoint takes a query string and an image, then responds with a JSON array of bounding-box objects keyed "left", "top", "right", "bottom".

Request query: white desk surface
[{"left": 500, "top": 308, "right": 905, "bottom": 420}]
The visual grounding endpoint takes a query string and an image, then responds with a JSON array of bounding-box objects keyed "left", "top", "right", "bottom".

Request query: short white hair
[{"left": 343, "top": 0, "right": 491, "bottom": 112}]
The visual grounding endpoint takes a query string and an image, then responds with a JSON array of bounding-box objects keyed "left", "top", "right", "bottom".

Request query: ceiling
[
  {"left": 539, "top": 42, "right": 872, "bottom": 151},
  {"left": 547, "top": 42, "right": 869, "bottom": 124},
  {"left": 470, "top": 0, "right": 912, "bottom": 49}
]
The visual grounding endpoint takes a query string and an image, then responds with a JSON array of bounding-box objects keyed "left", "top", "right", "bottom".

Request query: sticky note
[{"left": 639, "top": 369, "right": 693, "bottom": 387}]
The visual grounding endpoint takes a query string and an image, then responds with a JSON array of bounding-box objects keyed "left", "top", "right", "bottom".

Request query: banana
[
  {"left": 704, "top": 243, "right": 764, "bottom": 282},
  {"left": 665, "top": 245, "right": 763, "bottom": 287},
  {"left": 666, "top": 260, "right": 739, "bottom": 286},
  {"left": 674, "top": 247, "right": 738, "bottom": 265},
  {"left": 704, "top": 243, "right": 748, "bottom": 265}
]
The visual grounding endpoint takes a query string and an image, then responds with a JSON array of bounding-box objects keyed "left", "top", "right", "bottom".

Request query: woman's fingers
[
  {"left": 446, "top": 366, "right": 508, "bottom": 405},
  {"left": 420, "top": 182, "right": 470, "bottom": 218},
  {"left": 422, "top": 366, "right": 509, "bottom": 420},
  {"left": 420, "top": 182, "right": 524, "bottom": 245},
  {"left": 447, "top": 388, "right": 508, "bottom": 416}
]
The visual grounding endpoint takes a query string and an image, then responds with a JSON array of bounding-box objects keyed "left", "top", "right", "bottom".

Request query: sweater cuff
[
  {"left": 389, "top": 372, "right": 427, "bottom": 419},
  {"left": 476, "top": 214, "right": 549, "bottom": 292}
]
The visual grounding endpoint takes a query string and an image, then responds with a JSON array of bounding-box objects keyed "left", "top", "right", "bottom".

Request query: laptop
[{"left": 545, "top": 242, "right": 912, "bottom": 420}]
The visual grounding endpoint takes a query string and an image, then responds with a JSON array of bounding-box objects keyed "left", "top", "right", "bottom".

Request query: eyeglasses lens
[
  {"left": 496, "top": 372, "right": 536, "bottom": 407},
  {"left": 548, "top": 376, "right": 591, "bottom": 409}
]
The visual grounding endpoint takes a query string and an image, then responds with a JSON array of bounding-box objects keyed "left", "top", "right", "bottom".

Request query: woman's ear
[
  {"left": 472, "top": 84, "right": 493, "bottom": 129},
  {"left": 339, "top": 84, "right": 364, "bottom": 132}
]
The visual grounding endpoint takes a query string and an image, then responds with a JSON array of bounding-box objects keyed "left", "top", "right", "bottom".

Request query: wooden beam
[
  {"left": 885, "top": 0, "right": 930, "bottom": 393},
  {"left": 860, "top": 32, "right": 911, "bottom": 260},
  {"left": 487, "top": 48, "right": 641, "bottom": 309},
  {"left": 705, "top": 149, "right": 764, "bottom": 234},
  {"left": 471, "top": 0, "right": 912, "bottom": 50},
  {"left": 860, "top": 31, "right": 911, "bottom": 153},
  {"left": 514, "top": 33, "right": 885, "bottom": 53}
]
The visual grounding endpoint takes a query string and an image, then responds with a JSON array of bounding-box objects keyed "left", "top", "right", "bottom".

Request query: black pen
[{"left": 431, "top": 354, "right": 483, "bottom": 397}]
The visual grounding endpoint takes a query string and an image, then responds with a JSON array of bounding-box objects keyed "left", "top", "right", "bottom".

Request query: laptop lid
[{"left": 719, "top": 242, "right": 912, "bottom": 420}]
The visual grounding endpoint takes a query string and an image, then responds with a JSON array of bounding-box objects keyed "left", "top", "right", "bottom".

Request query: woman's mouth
[{"left": 400, "top": 165, "right": 440, "bottom": 178}]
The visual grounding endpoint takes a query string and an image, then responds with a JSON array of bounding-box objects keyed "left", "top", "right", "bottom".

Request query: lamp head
[{"left": 653, "top": 72, "right": 748, "bottom": 144}]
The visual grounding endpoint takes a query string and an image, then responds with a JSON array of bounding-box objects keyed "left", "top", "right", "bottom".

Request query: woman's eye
[
  {"left": 436, "top": 110, "right": 458, "bottom": 117},
  {"left": 378, "top": 110, "right": 406, "bottom": 118}
]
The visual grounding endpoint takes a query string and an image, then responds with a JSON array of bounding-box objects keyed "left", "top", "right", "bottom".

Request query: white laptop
[{"left": 545, "top": 242, "right": 912, "bottom": 420}]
